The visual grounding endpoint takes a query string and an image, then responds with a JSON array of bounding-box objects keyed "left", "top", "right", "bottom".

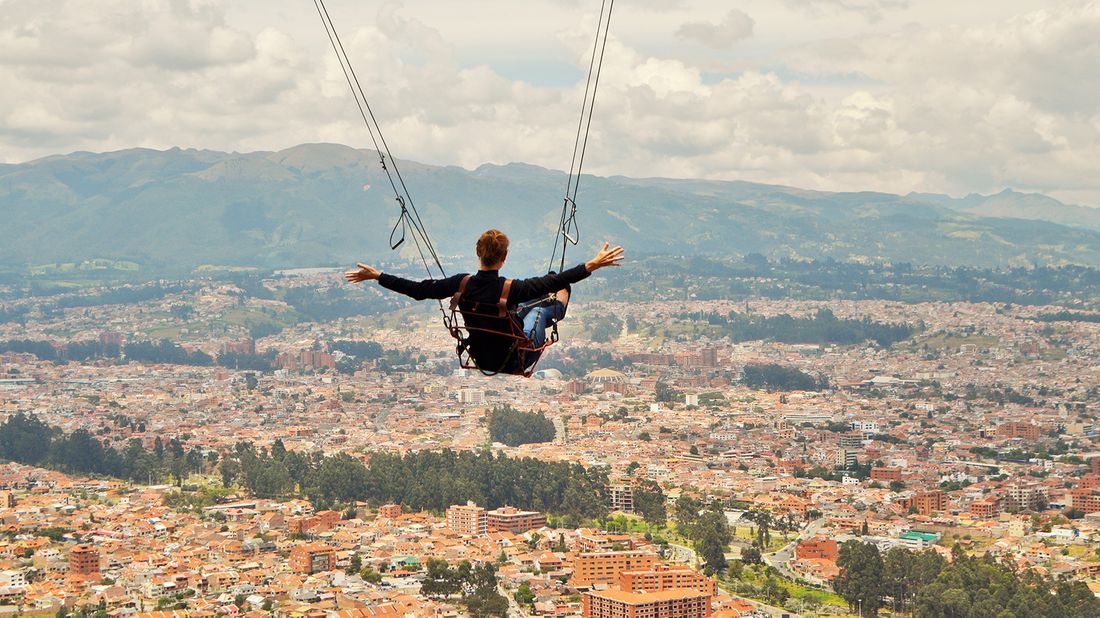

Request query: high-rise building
[
  {"left": 378, "top": 504, "right": 402, "bottom": 518},
  {"left": 608, "top": 484, "right": 635, "bottom": 513},
  {"left": 446, "top": 502, "right": 488, "bottom": 536},
  {"left": 618, "top": 564, "right": 716, "bottom": 595},
  {"left": 289, "top": 543, "right": 336, "bottom": 574},
  {"left": 583, "top": 588, "right": 712, "bottom": 618},
  {"left": 571, "top": 551, "right": 660, "bottom": 589},
  {"left": 69, "top": 544, "right": 100, "bottom": 577},
  {"left": 486, "top": 506, "right": 546, "bottom": 533},
  {"left": 997, "top": 422, "right": 1041, "bottom": 441},
  {"left": 896, "top": 490, "right": 948, "bottom": 515},
  {"left": 458, "top": 388, "right": 485, "bottom": 405}
]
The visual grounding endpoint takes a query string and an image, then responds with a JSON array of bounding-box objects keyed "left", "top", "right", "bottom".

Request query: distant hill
[
  {"left": 2, "top": 143, "right": 1100, "bottom": 276},
  {"left": 909, "top": 189, "right": 1100, "bottom": 232}
]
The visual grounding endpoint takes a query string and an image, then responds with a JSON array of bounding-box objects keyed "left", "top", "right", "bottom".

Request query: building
[
  {"left": 1004, "top": 486, "right": 1046, "bottom": 512},
  {"left": 275, "top": 349, "right": 336, "bottom": 371},
  {"left": 998, "top": 422, "right": 1041, "bottom": 441},
  {"left": 222, "top": 339, "right": 256, "bottom": 355},
  {"left": 608, "top": 484, "right": 635, "bottom": 513},
  {"left": 287, "top": 509, "right": 342, "bottom": 534},
  {"left": 795, "top": 537, "right": 838, "bottom": 561},
  {"left": 870, "top": 467, "right": 902, "bottom": 482},
  {"left": 446, "top": 502, "right": 488, "bottom": 536},
  {"left": 1071, "top": 489, "right": 1100, "bottom": 514},
  {"left": 850, "top": 420, "right": 879, "bottom": 433},
  {"left": 69, "top": 545, "right": 99, "bottom": 577},
  {"left": 899, "top": 531, "right": 940, "bottom": 550},
  {"left": 618, "top": 564, "right": 715, "bottom": 595},
  {"left": 834, "top": 449, "right": 859, "bottom": 467},
  {"left": 289, "top": 544, "right": 336, "bottom": 574},
  {"left": 583, "top": 588, "right": 712, "bottom": 618},
  {"left": 968, "top": 496, "right": 1002, "bottom": 519},
  {"left": 896, "top": 490, "right": 948, "bottom": 515},
  {"left": 378, "top": 504, "right": 402, "bottom": 518},
  {"left": 458, "top": 388, "right": 484, "bottom": 405},
  {"left": 572, "top": 551, "right": 660, "bottom": 589},
  {"left": 838, "top": 434, "right": 865, "bottom": 448},
  {"left": 486, "top": 506, "right": 546, "bottom": 533},
  {"left": 0, "top": 492, "right": 14, "bottom": 508},
  {"left": 577, "top": 530, "right": 637, "bottom": 553}
]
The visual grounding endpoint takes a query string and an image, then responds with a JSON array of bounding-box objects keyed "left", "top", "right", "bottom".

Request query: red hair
[{"left": 476, "top": 229, "right": 509, "bottom": 267}]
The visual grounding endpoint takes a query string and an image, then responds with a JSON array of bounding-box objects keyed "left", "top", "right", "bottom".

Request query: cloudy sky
[{"left": 2, "top": 0, "right": 1098, "bottom": 206}]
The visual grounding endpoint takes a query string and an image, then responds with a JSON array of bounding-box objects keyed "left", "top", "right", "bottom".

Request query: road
[
  {"left": 552, "top": 416, "right": 566, "bottom": 442},
  {"left": 669, "top": 542, "right": 799, "bottom": 618},
  {"left": 668, "top": 542, "right": 700, "bottom": 567},
  {"left": 764, "top": 518, "right": 827, "bottom": 584}
]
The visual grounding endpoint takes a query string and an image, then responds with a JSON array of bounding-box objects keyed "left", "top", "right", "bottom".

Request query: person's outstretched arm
[
  {"left": 344, "top": 263, "right": 464, "bottom": 300},
  {"left": 511, "top": 243, "right": 625, "bottom": 303}
]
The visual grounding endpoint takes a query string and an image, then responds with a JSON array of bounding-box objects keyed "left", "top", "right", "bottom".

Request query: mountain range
[{"left": 2, "top": 143, "right": 1099, "bottom": 276}]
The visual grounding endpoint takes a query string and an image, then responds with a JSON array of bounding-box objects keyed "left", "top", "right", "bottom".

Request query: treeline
[
  {"left": 0, "top": 414, "right": 611, "bottom": 523},
  {"left": 741, "top": 363, "right": 828, "bottom": 391},
  {"left": 614, "top": 255, "right": 1100, "bottom": 308},
  {"left": 673, "top": 496, "right": 732, "bottom": 575},
  {"left": 50, "top": 283, "right": 183, "bottom": 309},
  {"left": 834, "top": 540, "right": 1100, "bottom": 617},
  {"left": 0, "top": 305, "right": 29, "bottom": 324},
  {"left": 678, "top": 308, "right": 915, "bottom": 347},
  {"left": 329, "top": 340, "right": 426, "bottom": 375},
  {"left": 1031, "top": 311, "right": 1100, "bottom": 323},
  {"left": 219, "top": 443, "right": 610, "bottom": 522},
  {"left": 488, "top": 406, "right": 555, "bottom": 446},
  {"left": 329, "top": 340, "right": 384, "bottom": 360},
  {"left": 421, "top": 559, "right": 509, "bottom": 617},
  {"left": 0, "top": 412, "right": 211, "bottom": 484},
  {"left": 588, "top": 314, "right": 623, "bottom": 342},
  {"left": 283, "top": 285, "right": 404, "bottom": 323},
  {"left": 0, "top": 338, "right": 279, "bottom": 370}
]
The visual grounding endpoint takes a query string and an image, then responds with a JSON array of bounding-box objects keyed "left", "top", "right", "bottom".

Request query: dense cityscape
[{"left": 2, "top": 263, "right": 1100, "bottom": 618}]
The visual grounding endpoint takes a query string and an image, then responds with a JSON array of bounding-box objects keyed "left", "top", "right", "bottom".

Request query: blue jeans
[{"left": 516, "top": 299, "right": 567, "bottom": 348}]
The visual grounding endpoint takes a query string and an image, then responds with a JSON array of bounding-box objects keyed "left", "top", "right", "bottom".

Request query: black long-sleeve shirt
[
  {"left": 378, "top": 263, "right": 591, "bottom": 307},
  {"left": 378, "top": 263, "right": 591, "bottom": 373}
]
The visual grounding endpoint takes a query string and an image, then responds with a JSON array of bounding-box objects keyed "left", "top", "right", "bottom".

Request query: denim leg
[{"left": 522, "top": 300, "right": 566, "bottom": 348}]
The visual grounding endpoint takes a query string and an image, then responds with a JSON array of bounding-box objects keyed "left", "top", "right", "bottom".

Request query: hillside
[{"left": 2, "top": 143, "right": 1100, "bottom": 276}]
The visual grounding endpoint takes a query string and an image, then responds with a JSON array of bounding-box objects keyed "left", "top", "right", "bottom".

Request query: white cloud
[
  {"left": 675, "top": 9, "right": 755, "bottom": 49},
  {"left": 783, "top": 0, "right": 909, "bottom": 22},
  {"left": 0, "top": 0, "right": 1097, "bottom": 208}
]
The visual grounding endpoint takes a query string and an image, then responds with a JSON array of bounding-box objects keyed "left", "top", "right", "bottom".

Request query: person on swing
[{"left": 344, "top": 229, "right": 625, "bottom": 373}]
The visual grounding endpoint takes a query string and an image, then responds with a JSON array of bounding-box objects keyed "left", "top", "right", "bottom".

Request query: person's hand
[
  {"left": 344, "top": 263, "right": 381, "bottom": 283},
  {"left": 585, "top": 242, "right": 625, "bottom": 272}
]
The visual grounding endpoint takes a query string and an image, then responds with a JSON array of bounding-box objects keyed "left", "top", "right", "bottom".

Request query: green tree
[
  {"left": 515, "top": 582, "right": 535, "bottom": 606},
  {"left": 487, "top": 406, "right": 556, "bottom": 446},
  {"left": 693, "top": 510, "right": 731, "bottom": 572},
  {"left": 834, "top": 540, "right": 884, "bottom": 616},
  {"left": 633, "top": 480, "right": 667, "bottom": 525},
  {"left": 741, "top": 546, "right": 763, "bottom": 565},
  {"left": 346, "top": 553, "right": 363, "bottom": 575}
]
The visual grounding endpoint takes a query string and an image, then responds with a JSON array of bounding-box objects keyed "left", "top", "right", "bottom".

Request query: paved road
[
  {"left": 499, "top": 582, "right": 522, "bottom": 618},
  {"left": 764, "top": 518, "right": 828, "bottom": 584},
  {"left": 668, "top": 542, "right": 700, "bottom": 567},
  {"left": 552, "top": 416, "right": 566, "bottom": 442},
  {"left": 670, "top": 542, "right": 798, "bottom": 617}
]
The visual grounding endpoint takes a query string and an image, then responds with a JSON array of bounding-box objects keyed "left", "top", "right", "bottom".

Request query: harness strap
[
  {"left": 497, "top": 279, "right": 513, "bottom": 317},
  {"left": 450, "top": 275, "right": 472, "bottom": 312}
]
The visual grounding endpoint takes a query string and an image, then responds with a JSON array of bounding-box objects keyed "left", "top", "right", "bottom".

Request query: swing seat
[{"left": 444, "top": 275, "right": 558, "bottom": 377}]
